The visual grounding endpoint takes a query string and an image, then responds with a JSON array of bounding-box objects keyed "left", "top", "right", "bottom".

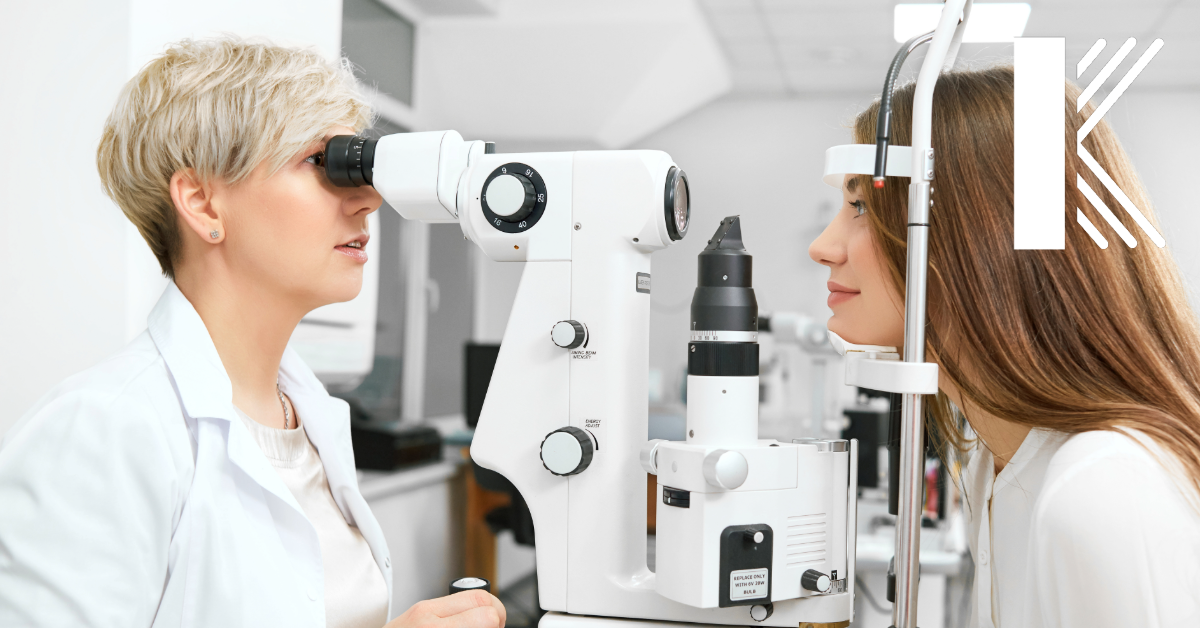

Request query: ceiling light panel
[{"left": 894, "top": 3, "right": 1031, "bottom": 43}]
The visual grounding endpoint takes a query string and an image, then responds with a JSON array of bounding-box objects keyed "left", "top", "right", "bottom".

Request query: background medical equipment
[
  {"left": 757, "top": 311, "right": 845, "bottom": 441},
  {"left": 325, "top": 133, "right": 856, "bottom": 626}
]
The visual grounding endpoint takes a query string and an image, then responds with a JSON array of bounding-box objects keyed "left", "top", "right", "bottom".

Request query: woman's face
[
  {"left": 808, "top": 175, "right": 905, "bottom": 348},
  {"left": 210, "top": 125, "right": 383, "bottom": 311}
]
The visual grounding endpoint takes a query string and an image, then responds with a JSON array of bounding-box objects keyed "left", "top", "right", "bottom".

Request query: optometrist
[{"left": 0, "top": 38, "right": 506, "bottom": 628}]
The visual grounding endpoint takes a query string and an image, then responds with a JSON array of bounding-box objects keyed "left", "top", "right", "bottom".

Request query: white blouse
[
  {"left": 237, "top": 408, "right": 389, "bottom": 628},
  {"left": 962, "top": 427, "right": 1200, "bottom": 627}
]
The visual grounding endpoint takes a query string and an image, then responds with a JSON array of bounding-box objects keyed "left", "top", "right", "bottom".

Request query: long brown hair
[{"left": 854, "top": 65, "right": 1200, "bottom": 495}]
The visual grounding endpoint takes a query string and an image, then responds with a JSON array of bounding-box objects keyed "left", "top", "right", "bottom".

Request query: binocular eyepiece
[
  {"left": 325, "top": 135, "right": 377, "bottom": 188},
  {"left": 322, "top": 133, "right": 692, "bottom": 247}
]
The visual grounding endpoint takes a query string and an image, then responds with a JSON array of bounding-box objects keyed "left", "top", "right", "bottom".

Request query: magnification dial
[{"left": 481, "top": 163, "right": 548, "bottom": 233}]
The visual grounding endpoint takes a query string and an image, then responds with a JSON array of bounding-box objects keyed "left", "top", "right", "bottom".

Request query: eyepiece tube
[{"left": 325, "top": 135, "right": 377, "bottom": 187}]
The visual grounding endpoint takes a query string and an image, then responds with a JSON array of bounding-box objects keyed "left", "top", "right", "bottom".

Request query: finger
[
  {"left": 489, "top": 593, "right": 506, "bottom": 628},
  {"left": 445, "top": 605, "right": 501, "bottom": 628},
  {"left": 426, "top": 590, "right": 499, "bottom": 619}
]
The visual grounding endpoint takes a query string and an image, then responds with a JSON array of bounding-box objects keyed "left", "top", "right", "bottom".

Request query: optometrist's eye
[
  {"left": 851, "top": 200, "right": 867, "bottom": 217},
  {"left": 305, "top": 151, "right": 326, "bottom": 168}
]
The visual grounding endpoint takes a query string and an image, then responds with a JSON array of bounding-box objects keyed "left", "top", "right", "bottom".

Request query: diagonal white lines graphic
[
  {"left": 1079, "top": 39, "right": 1164, "bottom": 139},
  {"left": 1077, "top": 39, "right": 1106, "bottom": 78},
  {"left": 1077, "top": 38, "right": 1135, "bottom": 112},
  {"left": 1078, "top": 145, "right": 1164, "bottom": 247},
  {"left": 1076, "top": 38, "right": 1166, "bottom": 248},
  {"left": 1077, "top": 174, "right": 1137, "bottom": 248},
  {"left": 1076, "top": 209, "right": 1109, "bottom": 249}
]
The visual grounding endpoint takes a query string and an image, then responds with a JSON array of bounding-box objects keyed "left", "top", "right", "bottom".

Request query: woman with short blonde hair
[{"left": 0, "top": 37, "right": 505, "bottom": 628}]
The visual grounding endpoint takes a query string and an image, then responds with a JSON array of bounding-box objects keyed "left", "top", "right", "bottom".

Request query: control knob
[
  {"left": 801, "top": 569, "right": 831, "bottom": 593},
  {"left": 540, "top": 426, "right": 594, "bottom": 476},
  {"left": 448, "top": 577, "right": 491, "bottom": 595},
  {"left": 551, "top": 320, "right": 587, "bottom": 349},
  {"left": 484, "top": 172, "right": 536, "bottom": 223}
]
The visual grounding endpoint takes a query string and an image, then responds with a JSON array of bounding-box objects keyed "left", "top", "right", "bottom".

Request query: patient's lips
[
  {"left": 827, "top": 280, "right": 860, "bottom": 308},
  {"left": 335, "top": 234, "right": 369, "bottom": 263}
]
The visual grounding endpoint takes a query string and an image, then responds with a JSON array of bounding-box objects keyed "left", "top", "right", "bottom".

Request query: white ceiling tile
[
  {"left": 1030, "top": 0, "right": 1178, "bottom": 8},
  {"left": 724, "top": 40, "right": 779, "bottom": 66},
  {"left": 763, "top": 8, "right": 891, "bottom": 42},
  {"left": 706, "top": 10, "right": 770, "bottom": 41},
  {"left": 1156, "top": 5, "right": 1200, "bottom": 36},
  {"left": 731, "top": 67, "right": 790, "bottom": 93},
  {"left": 698, "top": 0, "right": 758, "bottom": 14},
  {"left": 701, "top": 0, "right": 1200, "bottom": 95},
  {"left": 759, "top": 0, "right": 894, "bottom": 12},
  {"left": 1024, "top": 7, "right": 1161, "bottom": 37}
]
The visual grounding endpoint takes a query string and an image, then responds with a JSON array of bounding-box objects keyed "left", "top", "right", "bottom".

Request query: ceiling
[
  {"left": 696, "top": 0, "right": 1200, "bottom": 97},
  {"left": 413, "top": 0, "right": 731, "bottom": 148}
]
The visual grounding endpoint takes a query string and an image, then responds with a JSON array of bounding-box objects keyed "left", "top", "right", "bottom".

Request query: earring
[{"left": 210, "top": 230, "right": 220, "bottom": 239}]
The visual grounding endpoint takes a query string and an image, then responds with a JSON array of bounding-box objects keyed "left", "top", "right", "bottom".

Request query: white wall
[
  {"left": 1, "top": 0, "right": 131, "bottom": 438},
  {"left": 0, "top": 0, "right": 345, "bottom": 437},
  {"left": 1107, "top": 90, "right": 1200, "bottom": 309}
]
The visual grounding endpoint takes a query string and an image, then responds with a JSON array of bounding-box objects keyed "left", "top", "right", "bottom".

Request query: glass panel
[{"left": 342, "top": 0, "right": 415, "bottom": 105}]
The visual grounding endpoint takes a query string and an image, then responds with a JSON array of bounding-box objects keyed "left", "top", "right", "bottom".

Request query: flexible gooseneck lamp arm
[{"left": 873, "top": 31, "right": 935, "bottom": 188}]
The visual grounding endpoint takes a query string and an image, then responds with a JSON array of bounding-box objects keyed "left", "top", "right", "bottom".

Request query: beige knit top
[{"left": 236, "top": 408, "right": 389, "bottom": 628}]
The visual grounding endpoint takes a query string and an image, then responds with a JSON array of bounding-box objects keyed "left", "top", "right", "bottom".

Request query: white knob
[
  {"left": 702, "top": 449, "right": 749, "bottom": 490},
  {"left": 640, "top": 439, "right": 665, "bottom": 474},
  {"left": 801, "top": 569, "right": 831, "bottom": 593},
  {"left": 551, "top": 320, "right": 586, "bottom": 349},
  {"left": 485, "top": 173, "right": 534, "bottom": 218},
  {"left": 540, "top": 427, "right": 594, "bottom": 476}
]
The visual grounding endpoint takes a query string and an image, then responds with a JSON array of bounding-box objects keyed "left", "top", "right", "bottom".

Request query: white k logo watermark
[{"left": 1013, "top": 37, "right": 1165, "bottom": 250}]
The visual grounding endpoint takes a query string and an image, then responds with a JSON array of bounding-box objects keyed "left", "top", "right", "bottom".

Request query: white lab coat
[
  {"left": 963, "top": 427, "right": 1200, "bottom": 627},
  {"left": 0, "top": 283, "right": 393, "bottom": 627}
]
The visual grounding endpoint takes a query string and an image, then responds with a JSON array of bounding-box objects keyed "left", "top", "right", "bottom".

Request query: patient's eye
[
  {"left": 851, "top": 199, "right": 866, "bottom": 217},
  {"left": 305, "top": 151, "right": 326, "bottom": 168}
]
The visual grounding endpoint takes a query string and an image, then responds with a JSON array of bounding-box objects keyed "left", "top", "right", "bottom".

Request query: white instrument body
[{"left": 376, "top": 131, "right": 855, "bottom": 626}]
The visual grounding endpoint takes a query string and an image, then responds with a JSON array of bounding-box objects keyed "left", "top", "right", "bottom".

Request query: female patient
[
  {"left": 810, "top": 66, "right": 1200, "bottom": 626},
  {"left": 0, "top": 38, "right": 504, "bottom": 628}
]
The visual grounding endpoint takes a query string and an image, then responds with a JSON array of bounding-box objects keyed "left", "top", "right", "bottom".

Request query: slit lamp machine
[{"left": 323, "top": 2, "right": 972, "bottom": 626}]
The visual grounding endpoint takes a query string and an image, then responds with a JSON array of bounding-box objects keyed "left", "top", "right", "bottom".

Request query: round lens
[
  {"left": 663, "top": 166, "right": 689, "bottom": 241},
  {"left": 674, "top": 178, "right": 689, "bottom": 232}
]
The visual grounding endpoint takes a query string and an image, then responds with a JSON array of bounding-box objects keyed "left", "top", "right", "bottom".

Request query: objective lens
[
  {"left": 664, "top": 167, "right": 690, "bottom": 241},
  {"left": 674, "top": 176, "right": 689, "bottom": 233},
  {"left": 325, "top": 135, "right": 377, "bottom": 187}
]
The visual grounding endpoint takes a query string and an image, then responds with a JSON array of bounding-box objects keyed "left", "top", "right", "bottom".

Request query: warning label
[{"left": 729, "top": 568, "right": 769, "bottom": 601}]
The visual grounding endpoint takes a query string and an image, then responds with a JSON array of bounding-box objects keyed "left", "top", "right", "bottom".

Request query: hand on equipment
[{"left": 384, "top": 590, "right": 506, "bottom": 628}]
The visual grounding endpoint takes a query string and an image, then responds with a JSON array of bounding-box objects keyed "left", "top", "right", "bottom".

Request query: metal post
[{"left": 892, "top": 181, "right": 932, "bottom": 628}]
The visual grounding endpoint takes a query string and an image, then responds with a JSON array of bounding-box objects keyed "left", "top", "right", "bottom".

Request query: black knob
[
  {"left": 743, "top": 529, "right": 765, "bottom": 544},
  {"left": 540, "top": 426, "right": 594, "bottom": 476},
  {"left": 484, "top": 172, "right": 536, "bottom": 223},
  {"left": 801, "top": 569, "right": 831, "bottom": 593},
  {"left": 551, "top": 320, "right": 587, "bottom": 349},
  {"left": 449, "top": 577, "right": 491, "bottom": 595}
]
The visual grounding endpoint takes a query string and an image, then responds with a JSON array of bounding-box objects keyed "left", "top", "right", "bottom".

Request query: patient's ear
[{"left": 170, "top": 168, "right": 223, "bottom": 243}]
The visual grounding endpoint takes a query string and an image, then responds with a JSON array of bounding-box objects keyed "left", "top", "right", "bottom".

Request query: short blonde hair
[{"left": 97, "top": 37, "right": 372, "bottom": 278}]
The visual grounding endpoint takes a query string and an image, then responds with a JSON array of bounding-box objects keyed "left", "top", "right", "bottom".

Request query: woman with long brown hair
[{"left": 810, "top": 65, "right": 1200, "bottom": 627}]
